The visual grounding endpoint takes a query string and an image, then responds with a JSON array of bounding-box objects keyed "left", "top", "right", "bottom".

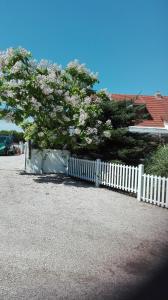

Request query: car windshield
[{"left": 0, "top": 136, "right": 9, "bottom": 143}]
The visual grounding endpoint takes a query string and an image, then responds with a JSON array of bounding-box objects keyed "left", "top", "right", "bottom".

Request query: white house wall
[{"left": 129, "top": 126, "right": 168, "bottom": 135}]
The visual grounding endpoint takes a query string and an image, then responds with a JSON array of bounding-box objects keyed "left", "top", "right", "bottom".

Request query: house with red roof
[{"left": 111, "top": 92, "right": 168, "bottom": 135}]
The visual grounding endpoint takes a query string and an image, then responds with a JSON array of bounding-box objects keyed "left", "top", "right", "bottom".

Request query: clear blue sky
[{"left": 0, "top": 0, "right": 167, "bottom": 130}]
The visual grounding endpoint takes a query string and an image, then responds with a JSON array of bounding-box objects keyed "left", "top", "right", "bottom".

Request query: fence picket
[
  {"left": 153, "top": 176, "right": 157, "bottom": 205},
  {"left": 149, "top": 175, "right": 154, "bottom": 204},
  {"left": 119, "top": 165, "right": 122, "bottom": 189},
  {"left": 125, "top": 166, "right": 128, "bottom": 191},
  {"left": 161, "top": 177, "right": 166, "bottom": 207},
  {"left": 90, "top": 161, "right": 92, "bottom": 181},
  {"left": 134, "top": 167, "right": 138, "bottom": 193},
  {"left": 68, "top": 157, "right": 168, "bottom": 209},
  {"left": 146, "top": 175, "right": 150, "bottom": 203},
  {"left": 105, "top": 162, "right": 107, "bottom": 185},
  {"left": 115, "top": 164, "right": 118, "bottom": 188},
  {"left": 107, "top": 163, "right": 109, "bottom": 186},
  {"left": 157, "top": 177, "right": 161, "bottom": 206},
  {"left": 122, "top": 165, "right": 125, "bottom": 190},
  {"left": 131, "top": 167, "right": 134, "bottom": 193},
  {"left": 111, "top": 164, "right": 114, "bottom": 187},
  {"left": 102, "top": 162, "right": 105, "bottom": 185},
  {"left": 142, "top": 174, "right": 146, "bottom": 201},
  {"left": 88, "top": 160, "right": 91, "bottom": 180},
  {"left": 166, "top": 179, "right": 168, "bottom": 208},
  {"left": 107, "top": 163, "right": 110, "bottom": 186}
]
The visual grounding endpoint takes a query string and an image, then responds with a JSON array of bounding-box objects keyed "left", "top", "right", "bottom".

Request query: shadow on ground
[
  {"left": 19, "top": 172, "right": 94, "bottom": 188},
  {"left": 120, "top": 258, "right": 168, "bottom": 300},
  {"left": 90, "top": 254, "right": 168, "bottom": 300}
]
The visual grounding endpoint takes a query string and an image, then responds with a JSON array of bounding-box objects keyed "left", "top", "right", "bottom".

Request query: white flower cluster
[
  {"left": 37, "top": 59, "right": 61, "bottom": 73},
  {"left": 7, "top": 79, "right": 24, "bottom": 88},
  {"left": 10, "top": 61, "right": 23, "bottom": 74},
  {"left": 53, "top": 106, "right": 63, "bottom": 112},
  {"left": 38, "top": 132, "right": 44, "bottom": 137},
  {"left": 99, "top": 88, "right": 111, "bottom": 99},
  {"left": 79, "top": 109, "right": 88, "bottom": 125},
  {"left": 74, "top": 128, "right": 81, "bottom": 135},
  {"left": 0, "top": 47, "right": 30, "bottom": 69},
  {"left": 105, "top": 119, "right": 112, "bottom": 126},
  {"left": 97, "top": 120, "right": 102, "bottom": 125},
  {"left": 86, "top": 127, "right": 98, "bottom": 135},
  {"left": 103, "top": 130, "right": 111, "bottom": 138},
  {"left": 85, "top": 137, "right": 92, "bottom": 144},
  {"left": 84, "top": 96, "right": 91, "bottom": 105},
  {"left": 67, "top": 59, "right": 98, "bottom": 81},
  {"left": 31, "top": 97, "right": 42, "bottom": 110},
  {"left": 36, "top": 74, "right": 54, "bottom": 95},
  {"left": 64, "top": 93, "right": 81, "bottom": 107}
]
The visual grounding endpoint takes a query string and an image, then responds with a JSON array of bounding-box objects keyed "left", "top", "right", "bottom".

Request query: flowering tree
[{"left": 0, "top": 47, "right": 112, "bottom": 150}]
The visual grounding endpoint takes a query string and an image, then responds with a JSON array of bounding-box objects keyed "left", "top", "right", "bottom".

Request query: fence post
[
  {"left": 24, "top": 142, "right": 28, "bottom": 172},
  {"left": 165, "top": 178, "right": 168, "bottom": 208},
  {"left": 95, "top": 159, "right": 101, "bottom": 187},
  {"left": 137, "top": 164, "right": 144, "bottom": 201}
]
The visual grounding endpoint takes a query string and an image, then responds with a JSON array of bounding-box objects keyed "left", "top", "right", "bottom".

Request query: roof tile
[{"left": 111, "top": 94, "right": 168, "bottom": 128}]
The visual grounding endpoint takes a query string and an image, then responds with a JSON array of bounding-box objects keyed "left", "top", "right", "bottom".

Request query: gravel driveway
[{"left": 0, "top": 155, "right": 168, "bottom": 300}]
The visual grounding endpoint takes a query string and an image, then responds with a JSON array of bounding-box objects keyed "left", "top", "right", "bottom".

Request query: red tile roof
[{"left": 111, "top": 94, "right": 168, "bottom": 128}]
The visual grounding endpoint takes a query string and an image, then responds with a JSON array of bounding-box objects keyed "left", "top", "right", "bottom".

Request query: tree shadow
[
  {"left": 94, "top": 247, "right": 168, "bottom": 300},
  {"left": 120, "top": 258, "right": 168, "bottom": 300},
  {"left": 19, "top": 172, "right": 94, "bottom": 188}
]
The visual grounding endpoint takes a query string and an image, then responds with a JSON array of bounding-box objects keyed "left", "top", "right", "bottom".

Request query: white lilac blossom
[
  {"left": 73, "top": 114, "right": 78, "bottom": 120},
  {"left": 105, "top": 119, "right": 112, "bottom": 126},
  {"left": 17, "top": 47, "right": 31, "bottom": 57},
  {"left": 47, "top": 95, "right": 54, "bottom": 101},
  {"left": 5, "top": 90, "right": 15, "bottom": 98},
  {"left": 31, "top": 97, "right": 42, "bottom": 110},
  {"left": 85, "top": 137, "right": 92, "bottom": 144},
  {"left": 47, "top": 70, "right": 57, "bottom": 82},
  {"left": 64, "top": 95, "right": 80, "bottom": 106},
  {"left": 42, "top": 87, "right": 53, "bottom": 95},
  {"left": 84, "top": 96, "right": 91, "bottom": 105},
  {"left": 53, "top": 106, "right": 63, "bottom": 112},
  {"left": 67, "top": 59, "right": 98, "bottom": 82},
  {"left": 0, "top": 47, "right": 30, "bottom": 69},
  {"left": 38, "top": 132, "right": 44, "bottom": 137},
  {"left": 56, "top": 90, "right": 63, "bottom": 96},
  {"left": 7, "top": 79, "right": 24, "bottom": 88},
  {"left": 10, "top": 61, "right": 23, "bottom": 74},
  {"left": 74, "top": 128, "right": 81, "bottom": 135},
  {"left": 79, "top": 109, "right": 88, "bottom": 125},
  {"left": 63, "top": 115, "right": 70, "bottom": 122},
  {"left": 86, "top": 127, "right": 98, "bottom": 135},
  {"left": 37, "top": 59, "right": 50, "bottom": 70},
  {"left": 103, "top": 130, "right": 111, "bottom": 138},
  {"left": 99, "top": 88, "right": 111, "bottom": 98},
  {"left": 97, "top": 120, "right": 102, "bottom": 125}
]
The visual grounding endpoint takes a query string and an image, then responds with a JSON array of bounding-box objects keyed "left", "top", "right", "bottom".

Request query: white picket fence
[
  {"left": 68, "top": 157, "right": 168, "bottom": 208},
  {"left": 142, "top": 174, "right": 168, "bottom": 207}
]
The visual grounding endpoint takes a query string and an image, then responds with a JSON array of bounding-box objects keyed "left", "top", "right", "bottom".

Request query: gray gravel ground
[{"left": 0, "top": 155, "right": 168, "bottom": 300}]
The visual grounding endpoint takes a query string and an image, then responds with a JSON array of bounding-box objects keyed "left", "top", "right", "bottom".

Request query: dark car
[{"left": 0, "top": 135, "right": 16, "bottom": 155}]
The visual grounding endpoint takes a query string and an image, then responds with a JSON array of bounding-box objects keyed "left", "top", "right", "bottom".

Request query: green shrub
[{"left": 145, "top": 145, "right": 168, "bottom": 177}]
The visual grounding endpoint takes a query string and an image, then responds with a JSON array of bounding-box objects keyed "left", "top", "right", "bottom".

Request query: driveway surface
[{"left": 0, "top": 155, "right": 168, "bottom": 300}]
